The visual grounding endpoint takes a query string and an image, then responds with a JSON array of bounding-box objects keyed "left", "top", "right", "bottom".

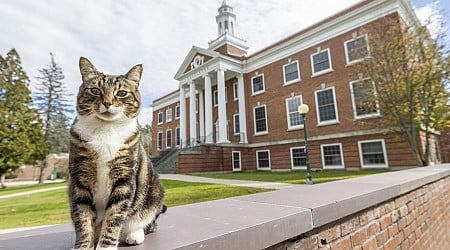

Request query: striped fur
[{"left": 69, "top": 57, "right": 165, "bottom": 250}]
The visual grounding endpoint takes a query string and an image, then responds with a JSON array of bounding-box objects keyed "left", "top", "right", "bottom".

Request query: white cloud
[{"left": 413, "top": 0, "right": 446, "bottom": 39}]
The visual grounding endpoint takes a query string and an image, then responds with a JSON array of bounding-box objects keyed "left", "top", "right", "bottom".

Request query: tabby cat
[{"left": 69, "top": 57, "right": 165, "bottom": 250}]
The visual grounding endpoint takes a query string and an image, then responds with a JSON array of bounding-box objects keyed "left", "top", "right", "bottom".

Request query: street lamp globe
[{"left": 298, "top": 103, "right": 309, "bottom": 114}]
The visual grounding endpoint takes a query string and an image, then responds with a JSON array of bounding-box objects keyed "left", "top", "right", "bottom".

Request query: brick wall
[
  {"left": 269, "top": 176, "right": 450, "bottom": 250},
  {"left": 440, "top": 127, "right": 450, "bottom": 163}
]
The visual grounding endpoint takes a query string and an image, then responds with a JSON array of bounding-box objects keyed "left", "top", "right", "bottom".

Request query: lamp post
[{"left": 298, "top": 104, "right": 313, "bottom": 185}]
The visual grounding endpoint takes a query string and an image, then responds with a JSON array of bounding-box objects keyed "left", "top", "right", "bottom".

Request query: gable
[
  {"left": 183, "top": 53, "right": 214, "bottom": 74},
  {"left": 174, "top": 46, "right": 221, "bottom": 80}
]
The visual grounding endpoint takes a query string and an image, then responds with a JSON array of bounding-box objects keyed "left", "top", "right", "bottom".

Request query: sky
[{"left": 0, "top": 0, "right": 448, "bottom": 126}]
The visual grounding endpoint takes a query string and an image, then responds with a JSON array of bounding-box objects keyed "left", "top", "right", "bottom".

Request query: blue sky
[{"left": 0, "top": 0, "right": 448, "bottom": 125}]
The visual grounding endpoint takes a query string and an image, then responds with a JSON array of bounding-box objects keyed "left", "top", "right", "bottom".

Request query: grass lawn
[
  {"left": 0, "top": 182, "right": 67, "bottom": 196},
  {"left": 192, "top": 169, "right": 391, "bottom": 184},
  {"left": 0, "top": 180, "right": 267, "bottom": 229}
]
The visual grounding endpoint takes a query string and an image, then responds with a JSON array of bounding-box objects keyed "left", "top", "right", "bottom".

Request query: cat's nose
[{"left": 103, "top": 101, "right": 112, "bottom": 108}]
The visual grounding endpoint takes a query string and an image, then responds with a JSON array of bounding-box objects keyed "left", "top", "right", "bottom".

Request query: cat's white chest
[{"left": 73, "top": 116, "right": 138, "bottom": 225}]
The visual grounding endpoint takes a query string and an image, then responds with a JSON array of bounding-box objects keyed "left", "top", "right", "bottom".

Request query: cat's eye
[
  {"left": 116, "top": 90, "right": 128, "bottom": 97},
  {"left": 90, "top": 88, "right": 101, "bottom": 96}
]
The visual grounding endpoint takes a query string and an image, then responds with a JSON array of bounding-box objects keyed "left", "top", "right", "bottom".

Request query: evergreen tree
[
  {"left": 0, "top": 49, "right": 49, "bottom": 187},
  {"left": 34, "top": 52, "right": 71, "bottom": 153}
]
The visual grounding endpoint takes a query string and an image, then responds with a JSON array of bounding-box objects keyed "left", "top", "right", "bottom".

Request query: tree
[
  {"left": 0, "top": 49, "right": 49, "bottom": 188},
  {"left": 34, "top": 52, "right": 71, "bottom": 154},
  {"left": 356, "top": 15, "right": 450, "bottom": 166}
]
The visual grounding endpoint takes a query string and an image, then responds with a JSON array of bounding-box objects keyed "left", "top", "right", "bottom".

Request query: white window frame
[
  {"left": 256, "top": 150, "right": 271, "bottom": 170},
  {"left": 344, "top": 34, "right": 370, "bottom": 65},
  {"left": 358, "top": 139, "right": 388, "bottom": 168},
  {"left": 157, "top": 112, "right": 163, "bottom": 125},
  {"left": 286, "top": 95, "right": 304, "bottom": 130},
  {"left": 290, "top": 146, "right": 307, "bottom": 170},
  {"left": 283, "top": 60, "right": 301, "bottom": 85},
  {"left": 350, "top": 78, "right": 380, "bottom": 119},
  {"left": 315, "top": 86, "right": 339, "bottom": 126},
  {"left": 166, "top": 108, "right": 172, "bottom": 122},
  {"left": 175, "top": 105, "right": 180, "bottom": 120},
  {"left": 166, "top": 129, "right": 172, "bottom": 149},
  {"left": 321, "top": 143, "right": 344, "bottom": 169},
  {"left": 233, "top": 113, "right": 240, "bottom": 135},
  {"left": 311, "top": 48, "right": 333, "bottom": 76},
  {"left": 157, "top": 131, "right": 163, "bottom": 151},
  {"left": 213, "top": 90, "right": 218, "bottom": 107},
  {"left": 232, "top": 151, "right": 242, "bottom": 172},
  {"left": 253, "top": 104, "right": 268, "bottom": 136},
  {"left": 251, "top": 74, "right": 265, "bottom": 95}
]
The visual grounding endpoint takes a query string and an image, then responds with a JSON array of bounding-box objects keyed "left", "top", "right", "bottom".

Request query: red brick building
[{"left": 151, "top": 0, "right": 443, "bottom": 173}]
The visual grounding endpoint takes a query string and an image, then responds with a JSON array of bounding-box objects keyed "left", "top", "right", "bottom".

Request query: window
[
  {"left": 291, "top": 147, "right": 307, "bottom": 170},
  {"left": 350, "top": 78, "right": 379, "bottom": 119},
  {"left": 256, "top": 150, "right": 271, "bottom": 170},
  {"left": 175, "top": 105, "right": 180, "bottom": 119},
  {"left": 283, "top": 60, "right": 300, "bottom": 84},
  {"left": 157, "top": 112, "right": 163, "bottom": 125},
  {"left": 251, "top": 74, "right": 265, "bottom": 95},
  {"left": 345, "top": 34, "right": 369, "bottom": 64},
  {"left": 175, "top": 127, "right": 180, "bottom": 147},
  {"left": 286, "top": 95, "right": 304, "bottom": 130},
  {"left": 213, "top": 90, "right": 218, "bottom": 106},
  {"left": 233, "top": 82, "right": 238, "bottom": 100},
  {"left": 233, "top": 114, "right": 240, "bottom": 135},
  {"left": 311, "top": 48, "right": 332, "bottom": 75},
  {"left": 358, "top": 140, "right": 388, "bottom": 168},
  {"left": 232, "top": 151, "right": 241, "bottom": 171},
  {"left": 253, "top": 105, "right": 268, "bottom": 135},
  {"left": 166, "top": 108, "right": 172, "bottom": 122},
  {"left": 157, "top": 131, "right": 163, "bottom": 151},
  {"left": 321, "top": 143, "right": 344, "bottom": 169},
  {"left": 315, "top": 87, "right": 339, "bottom": 125},
  {"left": 166, "top": 129, "right": 172, "bottom": 149}
]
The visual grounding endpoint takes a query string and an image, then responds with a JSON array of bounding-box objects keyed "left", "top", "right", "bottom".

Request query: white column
[
  {"left": 217, "top": 68, "right": 229, "bottom": 143},
  {"left": 204, "top": 74, "right": 214, "bottom": 144},
  {"left": 199, "top": 90, "right": 205, "bottom": 143},
  {"left": 189, "top": 81, "right": 197, "bottom": 146},
  {"left": 237, "top": 74, "right": 248, "bottom": 143},
  {"left": 179, "top": 84, "right": 187, "bottom": 148}
]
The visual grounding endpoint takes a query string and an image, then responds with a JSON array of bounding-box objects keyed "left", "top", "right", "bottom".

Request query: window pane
[
  {"left": 292, "top": 148, "right": 307, "bottom": 167},
  {"left": 254, "top": 106, "right": 267, "bottom": 133},
  {"left": 361, "top": 141, "right": 385, "bottom": 165},
  {"left": 166, "top": 131, "right": 172, "bottom": 148},
  {"left": 323, "top": 145, "right": 342, "bottom": 166},
  {"left": 234, "top": 114, "right": 240, "bottom": 133},
  {"left": 317, "top": 89, "right": 336, "bottom": 122},
  {"left": 252, "top": 75, "right": 264, "bottom": 93},
  {"left": 176, "top": 128, "right": 180, "bottom": 146},
  {"left": 257, "top": 151, "right": 270, "bottom": 168},
  {"left": 285, "top": 62, "right": 299, "bottom": 82},
  {"left": 352, "top": 80, "right": 377, "bottom": 116},
  {"left": 233, "top": 152, "right": 240, "bottom": 170},
  {"left": 287, "top": 96, "right": 303, "bottom": 127},
  {"left": 347, "top": 36, "right": 368, "bottom": 62},
  {"left": 313, "top": 51, "right": 330, "bottom": 73}
]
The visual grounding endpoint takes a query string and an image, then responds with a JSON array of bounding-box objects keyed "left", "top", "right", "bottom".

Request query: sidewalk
[{"left": 160, "top": 174, "right": 299, "bottom": 189}]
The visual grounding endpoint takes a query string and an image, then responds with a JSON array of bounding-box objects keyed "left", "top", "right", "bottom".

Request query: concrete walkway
[{"left": 160, "top": 174, "right": 299, "bottom": 189}]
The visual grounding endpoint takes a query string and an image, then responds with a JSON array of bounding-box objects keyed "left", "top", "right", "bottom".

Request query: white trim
[
  {"left": 232, "top": 151, "right": 242, "bottom": 172},
  {"left": 310, "top": 48, "right": 333, "bottom": 76},
  {"left": 283, "top": 60, "right": 301, "bottom": 85},
  {"left": 213, "top": 90, "right": 218, "bottom": 107},
  {"left": 175, "top": 105, "right": 180, "bottom": 120},
  {"left": 256, "top": 150, "right": 271, "bottom": 170},
  {"left": 290, "top": 146, "right": 307, "bottom": 170},
  {"left": 253, "top": 104, "right": 268, "bottom": 136},
  {"left": 251, "top": 74, "right": 265, "bottom": 95},
  {"left": 349, "top": 78, "right": 380, "bottom": 120},
  {"left": 321, "top": 143, "right": 344, "bottom": 169},
  {"left": 344, "top": 34, "right": 370, "bottom": 65},
  {"left": 166, "top": 129, "right": 172, "bottom": 149},
  {"left": 315, "top": 86, "right": 339, "bottom": 126},
  {"left": 157, "top": 131, "right": 163, "bottom": 151},
  {"left": 285, "top": 95, "right": 304, "bottom": 130},
  {"left": 358, "top": 139, "right": 389, "bottom": 168}
]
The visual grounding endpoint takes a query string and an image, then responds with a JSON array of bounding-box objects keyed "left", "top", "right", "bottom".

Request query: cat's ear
[
  {"left": 125, "top": 64, "right": 143, "bottom": 84},
  {"left": 79, "top": 57, "right": 99, "bottom": 83}
]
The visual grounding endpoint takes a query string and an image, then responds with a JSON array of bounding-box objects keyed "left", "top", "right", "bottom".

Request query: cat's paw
[{"left": 123, "top": 229, "right": 145, "bottom": 245}]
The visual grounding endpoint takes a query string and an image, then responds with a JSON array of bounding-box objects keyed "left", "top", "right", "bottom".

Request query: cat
[{"left": 68, "top": 57, "right": 166, "bottom": 250}]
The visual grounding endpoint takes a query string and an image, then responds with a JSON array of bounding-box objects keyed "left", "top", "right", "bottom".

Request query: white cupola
[{"left": 216, "top": 0, "right": 236, "bottom": 36}]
